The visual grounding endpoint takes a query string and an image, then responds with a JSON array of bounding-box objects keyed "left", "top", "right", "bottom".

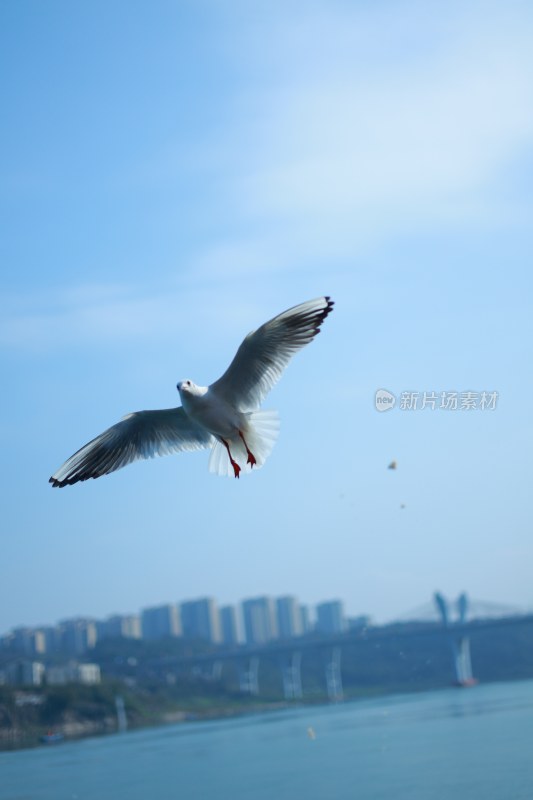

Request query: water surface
[{"left": 2, "top": 679, "right": 532, "bottom": 800}]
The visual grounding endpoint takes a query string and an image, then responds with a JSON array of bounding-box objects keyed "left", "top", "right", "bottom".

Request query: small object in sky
[
  {"left": 400, "top": 504, "right": 406, "bottom": 509},
  {"left": 307, "top": 726, "right": 316, "bottom": 739},
  {"left": 50, "top": 297, "right": 334, "bottom": 486},
  {"left": 388, "top": 460, "right": 397, "bottom": 470}
]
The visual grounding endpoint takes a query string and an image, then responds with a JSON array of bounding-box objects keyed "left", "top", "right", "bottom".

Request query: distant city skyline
[
  {"left": 1, "top": 592, "right": 361, "bottom": 654},
  {"left": 2, "top": 589, "right": 525, "bottom": 647}
]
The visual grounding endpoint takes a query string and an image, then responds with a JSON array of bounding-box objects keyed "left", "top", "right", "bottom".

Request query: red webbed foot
[
  {"left": 222, "top": 438, "right": 242, "bottom": 479},
  {"left": 239, "top": 431, "right": 257, "bottom": 469}
]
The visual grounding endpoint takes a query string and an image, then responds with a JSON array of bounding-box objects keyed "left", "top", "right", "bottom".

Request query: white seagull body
[{"left": 49, "top": 296, "right": 334, "bottom": 486}]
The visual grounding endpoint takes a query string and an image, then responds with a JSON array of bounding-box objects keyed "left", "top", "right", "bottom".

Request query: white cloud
[
  {"left": 234, "top": 25, "right": 533, "bottom": 238},
  {"left": 1, "top": 282, "right": 184, "bottom": 351},
  {"left": 0, "top": 278, "right": 284, "bottom": 353},
  {"left": 168, "top": 4, "right": 530, "bottom": 262},
  {"left": 4, "top": 4, "right": 533, "bottom": 353},
  {"left": 111, "top": 4, "right": 533, "bottom": 279}
]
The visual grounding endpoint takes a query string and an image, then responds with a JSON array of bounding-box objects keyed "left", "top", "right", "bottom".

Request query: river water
[{"left": 2, "top": 679, "right": 533, "bottom": 800}]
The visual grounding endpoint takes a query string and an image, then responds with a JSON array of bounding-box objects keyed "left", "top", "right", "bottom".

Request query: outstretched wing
[
  {"left": 210, "top": 296, "right": 334, "bottom": 411},
  {"left": 49, "top": 407, "right": 213, "bottom": 487}
]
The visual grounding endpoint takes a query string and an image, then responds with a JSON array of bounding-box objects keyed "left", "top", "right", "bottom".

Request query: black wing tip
[
  {"left": 49, "top": 474, "right": 95, "bottom": 488},
  {"left": 49, "top": 475, "right": 73, "bottom": 488},
  {"left": 310, "top": 295, "right": 334, "bottom": 331},
  {"left": 282, "top": 296, "right": 334, "bottom": 339},
  {"left": 323, "top": 296, "right": 334, "bottom": 317}
]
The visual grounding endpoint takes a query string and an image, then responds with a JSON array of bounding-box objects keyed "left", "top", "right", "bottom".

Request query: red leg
[
  {"left": 239, "top": 431, "right": 257, "bottom": 468},
  {"left": 221, "top": 438, "right": 241, "bottom": 479}
]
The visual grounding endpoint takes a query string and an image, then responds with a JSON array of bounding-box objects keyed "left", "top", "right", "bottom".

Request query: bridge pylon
[
  {"left": 238, "top": 656, "right": 260, "bottom": 695},
  {"left": 324, "top": 646, "right": 343, "bottom": 701},
  {"left": 452, "top": 636, "right": 475, "bottom": 686},
  {"left": 434, "top": 592, "right": 477, "bottom": 686},
  {"left": 279, "top": 651, "right": 303, "bottom": 700}
]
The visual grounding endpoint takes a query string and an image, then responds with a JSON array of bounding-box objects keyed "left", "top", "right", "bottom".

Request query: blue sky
[{"left": 1, "top": 1, "right": 532, "bottom": 635}]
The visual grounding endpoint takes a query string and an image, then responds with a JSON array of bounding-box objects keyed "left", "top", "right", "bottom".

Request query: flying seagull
[{"left": 49, "top": 296, "right": 334, "bottom": 486}]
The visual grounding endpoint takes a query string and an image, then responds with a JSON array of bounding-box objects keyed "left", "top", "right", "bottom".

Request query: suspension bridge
[{"left": 150, "top": 594, "right": 533, "bottom": 701}]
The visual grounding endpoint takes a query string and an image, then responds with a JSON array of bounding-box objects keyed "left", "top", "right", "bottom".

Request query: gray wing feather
[
  {"left": 49, "top": 407, "right": 213, "bottom": 487},
  {"left": 210, "top": 296, "right": 334, "bottom": 411}
]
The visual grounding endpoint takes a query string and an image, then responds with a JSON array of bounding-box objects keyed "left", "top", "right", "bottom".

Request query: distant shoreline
[
  {"left": 2, "top": 678, "right": 527, "bottom": 753},
  {"left": 0, "top": 699, "right": 294, "bottom": 752}
]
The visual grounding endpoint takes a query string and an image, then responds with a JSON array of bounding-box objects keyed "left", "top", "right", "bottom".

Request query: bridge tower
[
  {"left": 451, "top": 636, "right": 473, "bottom": 685},
  {"left": 456, "top": 592, "right": 468, "bottom": 624},
  {"left": 434, "top": 592, "right": 449, "bottom": 627},
  {"left": 238, "top": 656, "right": 260, "bottom": 695},
  {"left": 324, "top": 646, "right": 343, "bottom": 701},
  {"left": 279, "top": 651, "right": 303, "bottom": 700},
  {"left": 434, "top": 592, "right": 476, "bottom": 686}
]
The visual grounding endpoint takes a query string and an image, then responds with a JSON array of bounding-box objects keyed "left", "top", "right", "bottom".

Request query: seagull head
[{"left": 176, "top": 379, "right": 205, "bottom": 397}]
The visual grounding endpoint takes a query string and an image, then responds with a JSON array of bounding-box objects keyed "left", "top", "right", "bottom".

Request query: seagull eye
[{"left": 187, "top": 380, "right": 191, "bottom": 386}]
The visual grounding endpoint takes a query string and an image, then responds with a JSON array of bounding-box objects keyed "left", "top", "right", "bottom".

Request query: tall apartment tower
[
  {"left": 180, "top": 598, "right": 221, "bottom": 644},
  {"left": 60, "top": 618, "right": 98, "bottom": 654},
  {"left": 99, "top": 614, "right": 142, "bottom": 640},
  {"left": 241, "top": 597, "right": 278, "bottom": 645},
  {"left": 300, "top": 604, "right": 311, "bottom": 634},
  {"left": 315, "top": 600, "right": 347, "bottom": 635},
  {"left": 141, "top": 604, "right": 181, "bottom": 640},
  {"left": 276, "top": 596, "right": 303, "bottom": 640},
  {"left": 220, "top": 605, "right": 240, "bottom": 646},
  {"left": 9, "top": 627, "right": 47, "bottom": 656}
]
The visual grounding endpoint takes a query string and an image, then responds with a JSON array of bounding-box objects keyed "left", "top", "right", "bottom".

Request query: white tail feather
[
  {"left": 208, "top": 438, "right": 234, "bottom": 477},
  {"left": 208, "top": 410, "right": 280, "bottom": 477}
]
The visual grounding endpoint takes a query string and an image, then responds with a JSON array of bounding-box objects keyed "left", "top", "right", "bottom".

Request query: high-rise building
[
  {"left": 241, "top": 597, "right": 278, "bottom": 645},
  {"left": 60, "top": 618, "right": 98, "bottom": 654},
  {"left": 220, "top": 605, "right": 240, "bottom": 646},
  {"left": 180, "top": 598, "right": 221, "bottom": 644},
  {"left": 42, "top": 625, "right": 64, "bottom": 654},
  {"left": 98, "top": 614, "right": 142, "bottom": 640},
  {"left": 300, "top": 604, "right": 311, "bottom": 634},
  {"left": 315, "top": 600, "right": 346, "bottom": 635},
  {"left": 276, "top": 596, "right": 303, "bottom": 639},
  {"left": 9, "top": 627, "right": 47, "bottom": 655},
  {"left": 141, "top": 604, "right": 181, "bottom": 640}
]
